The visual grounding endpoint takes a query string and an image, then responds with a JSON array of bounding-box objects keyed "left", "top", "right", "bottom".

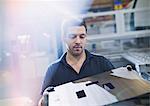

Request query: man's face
[{"left": 64, "top": 26, "right": 87, "bottom": 56}]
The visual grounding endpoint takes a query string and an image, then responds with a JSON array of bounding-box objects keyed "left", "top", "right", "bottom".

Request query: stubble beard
[{"left": 68, "top": 47, "right": 84, "bottom": 57}]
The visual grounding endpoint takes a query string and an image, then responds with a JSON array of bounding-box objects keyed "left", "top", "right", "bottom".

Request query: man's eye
[
  {"left": 80, "top": 34, "right": 86, "bottom": 39},
  {"left": 68, "top": 34, "right": 76, "bottom": 39}
]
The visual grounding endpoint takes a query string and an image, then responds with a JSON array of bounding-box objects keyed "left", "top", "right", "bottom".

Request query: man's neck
[
  {"left": 66, "top": 50, "right": 86, "bottom": 73},
  {"left": 66, "top": 50, "right": 86, "bottom": 63}
]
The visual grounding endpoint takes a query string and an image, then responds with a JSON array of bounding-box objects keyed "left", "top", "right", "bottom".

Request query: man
[
  {"left": 41, "top": 18, "right": 114, "bottom": 94},
  {"left": 38, "top": 18, "right": 114, "bottom": 105}
]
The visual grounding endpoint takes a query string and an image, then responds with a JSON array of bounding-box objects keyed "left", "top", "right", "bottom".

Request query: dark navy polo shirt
[{"left": 41, "top": 50, "right": 114, "bottom": 94}]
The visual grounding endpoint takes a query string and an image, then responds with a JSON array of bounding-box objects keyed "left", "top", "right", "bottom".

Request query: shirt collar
[{"left": 60, "top": 49, "right": 93, "bottom": 65}]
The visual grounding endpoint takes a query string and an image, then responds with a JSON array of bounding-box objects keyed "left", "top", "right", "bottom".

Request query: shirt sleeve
[
  {"left": 41, "top": 66, "right": 54, "bottom": 95},
  {"left": 102, "top": 56, "right": 115, "bottom": 71}
]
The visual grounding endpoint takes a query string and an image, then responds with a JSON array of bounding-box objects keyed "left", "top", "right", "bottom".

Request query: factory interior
[{"left": 0, "top": 0, "right": 150, "bottom": 106}]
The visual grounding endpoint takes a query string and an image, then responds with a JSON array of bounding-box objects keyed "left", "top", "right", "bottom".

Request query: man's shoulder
[
  {"left": 90, "top": 52, "right": 107, "bottom": 60},
  {"left": 90, "top": 52, "right": 114, "bottom": 70},
  {"left": 47, "top": 59, "right": 61, "bottom": 70}
]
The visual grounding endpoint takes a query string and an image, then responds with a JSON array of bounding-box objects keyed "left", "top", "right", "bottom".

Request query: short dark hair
[{"left": 61, "top": 18, "right": 87, "bottom": 36}]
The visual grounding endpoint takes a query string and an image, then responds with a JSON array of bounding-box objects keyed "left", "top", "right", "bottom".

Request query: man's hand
[
  {"left": 38, "top": 96, "right": 44, "bottom": 106},
  {"left": 38, "top": 88, "right": 50, "bottom": 106}
]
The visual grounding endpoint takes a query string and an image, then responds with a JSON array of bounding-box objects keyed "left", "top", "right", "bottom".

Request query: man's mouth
[{"left": 73, "top": 46, "right": 82, "bottom": 49}]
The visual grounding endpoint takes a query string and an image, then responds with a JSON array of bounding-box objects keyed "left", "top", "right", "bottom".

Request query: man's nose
[{"left": 75, "top": 36, "right": 81, "bottom": 43}]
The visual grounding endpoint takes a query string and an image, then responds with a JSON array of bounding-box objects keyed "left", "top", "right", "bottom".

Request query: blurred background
[{"left": 0, "top": 0, "right": 150, "bottom": 105}]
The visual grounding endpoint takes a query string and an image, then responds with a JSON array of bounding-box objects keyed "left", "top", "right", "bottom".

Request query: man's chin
[{"left": 72, "top": 50, "right": 83, "bottom": 56}]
